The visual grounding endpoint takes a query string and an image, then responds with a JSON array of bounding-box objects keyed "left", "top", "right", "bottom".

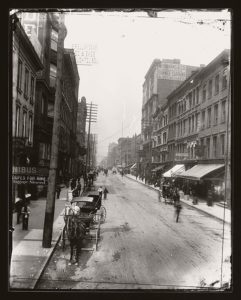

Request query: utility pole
[
  {"left": 42, "top": 13, "right": 66, "bottom": 248},
  {"left": 86, "top": 102, "right": 97, "bottom": 172}
]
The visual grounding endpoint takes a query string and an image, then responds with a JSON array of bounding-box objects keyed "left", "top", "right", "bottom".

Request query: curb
[
  {"left": 124, "top": 175, "right": 230, "bottom": 225},
  {"left": 33, "top": 231, "right": 63, "bottom": 289}
]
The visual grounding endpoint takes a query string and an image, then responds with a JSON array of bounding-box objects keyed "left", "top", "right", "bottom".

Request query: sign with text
[
  {"left": 72, "top": 43, "right": 98, "bottom": 65},
  {"left": 12, "top": 166, "right": 49, "bottom": 185}
]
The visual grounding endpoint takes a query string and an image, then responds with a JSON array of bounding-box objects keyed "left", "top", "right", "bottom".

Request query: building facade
[
  {"left": 140, "top": 58, "right": 199, "bottom": 176},
  {"left": 12, "top": 15, "right": 44, "bottom": 202}
]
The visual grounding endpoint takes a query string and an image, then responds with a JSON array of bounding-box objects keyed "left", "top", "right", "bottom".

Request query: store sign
[
  {"left": 12, "top": 166, "right": 49, "bottom": 185},
  {"left": 175, "top": 153, "right": 189, "bottom": 160}
]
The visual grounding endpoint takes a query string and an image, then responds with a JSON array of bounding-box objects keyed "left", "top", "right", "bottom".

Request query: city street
[{"left": 36, "top": 172, "right": 231, "bottom": 290}]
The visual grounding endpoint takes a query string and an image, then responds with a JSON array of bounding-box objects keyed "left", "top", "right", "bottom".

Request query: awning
[
  {"left": 176, "top": 164, "right": 225, "bottom": 180},
  {"left": 130, "top": 163, "right": 137, "bottom": 170},
  {"left": 162, "top": 164, "right": 185, "bottom": 177},
  {"left": 151, "top": 165, "right": 164, "bottom": 172}
]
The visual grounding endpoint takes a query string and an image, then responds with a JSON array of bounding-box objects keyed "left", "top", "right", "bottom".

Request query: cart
[{"left": 61, "top": 196, "right": 104, "bottom": 252}]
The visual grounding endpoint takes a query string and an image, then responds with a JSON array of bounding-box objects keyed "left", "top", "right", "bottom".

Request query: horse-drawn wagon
[{"left": 61, "top": 193, "right": 106, "bottom": 263}]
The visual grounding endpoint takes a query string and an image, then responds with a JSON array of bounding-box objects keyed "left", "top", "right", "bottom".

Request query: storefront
[{"left": 176, "top": 164, "right": 225, "bottom": 202}]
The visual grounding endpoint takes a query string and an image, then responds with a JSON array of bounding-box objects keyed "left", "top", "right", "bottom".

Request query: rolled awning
[
  {"left": 176, "top": 164, "right": 225, "bottom": 180},
  {"left": 151, "top": 165, "right": 164, "bottom": 172},
  {"left": 162, "top": 164, "right": 185, "bottom": 177},
  {"left": 130, "top": 163, "right": 137, "bottom": 170}
]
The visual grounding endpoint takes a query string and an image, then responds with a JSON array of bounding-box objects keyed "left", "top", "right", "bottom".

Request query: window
[
  {"left": 195, "top": 113, "right": 199, "bottom": 132},
  {"left": 15, "top": 105, "right": 20, "bottom": 136},
  {"left": 206, "top": 137, "right": 210, "bottom": 158},
  {"left": 213, "top": 136, "right": 217, "bottom": 158},
  {"left": 188, "top": 117, "right": 191, "bottom": 133},
  {"left": 214, "top": 104, "right": 218, "bottom": 125},
  {"left": 163, "top": 132, "right": 167, "bottom": 144},
  {"left": 28, "top": 115, "right": 33, "bottom": 143},
  {"left": 24, "top": 68, "right": 29, "bottom": 98},
  {"left": 41, "top": 96, "right": 45, "bottom": 114},
  {"left": 192, "top": 90, "right": 196, "bottom": 106},
  {"left": 192, "top": 115, "right": 195, "bottom": 132},
  {"left": 183, "top": 119, "right": 186, "bottom": 135},
  {"left": 39, "top": 143, "right": 46, "bottom": 159},
  {"left": 208, "top": 79, "right": 212, "bottom": 99},
  {"left": 207, "top": 107, "right": 211, "bottom": 128},
  {"left": 50, "top": 64, "right": 57, "bottom": 87},
  {"left": 222, "top": 68, "right": 228, "bottom": 90},
  {"left": 30, "top": 76, "right": 35, "bottom": 104},
  {"left": 201, "top": 110, "right": 205, "bottom": 129},
  {"left": 22, "top": 111, "right": 27, "bottom": 137},
  {"left": 220, "top": 134, "right": 225, "bottom": 156},
  {"left": 196, "top": 86, "right": 199, "bottom": 103},
  {"left": 202, "top": 84, "right": 206, "bottom": 102},
  {"left": 215, "top": 74, "right": 219, "bottom": 94},
  {"left": 221, "top": 100, "right": 226, "bottom": 123},
  {"left": 17, "top": 59, "right": 23, "bottom": 91},
  {"left": 47, "top": 102, "right": 54, "bottom": 118},
  {"left": 51, "top": 29, "right": 58, "bottom": 51}
]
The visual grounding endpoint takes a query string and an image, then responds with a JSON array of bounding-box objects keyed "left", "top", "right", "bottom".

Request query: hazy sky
[{"left": 64, "top": 9, "right": 231, "bottom": 163}]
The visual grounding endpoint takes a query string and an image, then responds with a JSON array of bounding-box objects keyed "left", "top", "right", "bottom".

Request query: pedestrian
[
  {"left": 192, "top": 188, "right": 198, "bottom": 205},
  {"left": 98, "top": 186, "right": 103, "bottom": 200},
  {"left": 56, "top": 185, "right": 61, "bottom": 199},
  {"left": 103, "top": 187, "right": 109, "bottom": 199},
  {"left": 77, "top": 180, "right": 82, "bottom": 196},
  {"left": 15, "top": 197, "right": 24, "bottom": 224},
  {"left": 158, "top": 188, "right": 162, "bottom": 202},
  {"left": 21, "top": 204, "right": 31, "bottom": 230},
  {"left": 173, "top": 189, "right": 180, "bottom": 206},
  {"left": 175, "top": 202, "right": 182, "bottom": 223}
]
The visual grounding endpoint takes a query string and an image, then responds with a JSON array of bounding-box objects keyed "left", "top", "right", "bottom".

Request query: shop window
[
  {"left": 47, "top": 102, "right": 54, "bottom": 118},
  {"left": 41, "top": 96, "right": 45, "bottom": 115}
]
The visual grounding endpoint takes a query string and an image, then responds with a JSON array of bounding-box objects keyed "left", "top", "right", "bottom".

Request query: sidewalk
[
  {"left": 10, "top": 187, "right": 69, "bottom": 289},
  {"left": 124, "top": 174, "right": 231, "bottom": 224}
]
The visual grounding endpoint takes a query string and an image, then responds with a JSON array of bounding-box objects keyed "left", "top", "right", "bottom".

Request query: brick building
[{"left": 12, "top": 15, "right": 44, "bottom": 202}]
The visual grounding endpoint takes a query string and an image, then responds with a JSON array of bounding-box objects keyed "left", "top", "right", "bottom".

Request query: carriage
[{"left": 61, "top": 193, "right": 106, "bottom": 254}]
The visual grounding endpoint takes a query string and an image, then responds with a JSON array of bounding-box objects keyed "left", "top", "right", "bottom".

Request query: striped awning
[
  {"left": 162, "top": 164, "right": 185, "bottom": 177},
  {"left": 130, "top": 163, "right": 137, "bottom": 170},
  {"left": 176, "top": 164, "right": 225, "bottom": 180}
]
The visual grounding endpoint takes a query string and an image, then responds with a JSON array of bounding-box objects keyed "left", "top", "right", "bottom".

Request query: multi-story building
[
  {"left": 12, "top": 15, "right": 44, "bottom": 201},
  {"left": 152, "top": 101, "right": 169, "bottom": 172},
  {"left": 19, "top": 12, "right": 80, "bottom": 195},
  {"left": 141, "top": 58, "right": 199, "bottom": 176},
  {"left": 117, "top": 137, "right": 132, "bottom": 168},
  {"left": 164, "top": 49, "right": 230, "bottom": 205}
]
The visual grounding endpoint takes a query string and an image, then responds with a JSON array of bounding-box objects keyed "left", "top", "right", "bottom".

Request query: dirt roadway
[{"left": 36, "top": 172, "right": 231, "bottom": 290}]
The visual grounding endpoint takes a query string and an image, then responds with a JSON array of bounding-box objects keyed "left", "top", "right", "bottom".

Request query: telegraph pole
[
  {"left": 42, "top": 13, "right": 66, "bottom": 248},
  {"left": 86, "top": 102, "right": 97, "bottom": 172}
]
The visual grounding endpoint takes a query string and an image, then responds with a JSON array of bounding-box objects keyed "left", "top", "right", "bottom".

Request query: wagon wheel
[
  {"left": 62, "top": 225, "right": 66, "bottom": 250},
  {"left": 99, "top": 206, "right": 106, "bottom": 223},
  {"left": 95, "top": 218, "right": 101, "bottom": 251}
]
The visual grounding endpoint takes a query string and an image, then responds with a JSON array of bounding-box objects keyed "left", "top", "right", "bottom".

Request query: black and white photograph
[{"left": 9, "top": 8, "right": 231, "bottom": 291}]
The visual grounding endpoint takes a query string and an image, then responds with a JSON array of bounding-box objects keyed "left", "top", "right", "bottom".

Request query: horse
[{"left": 67, "top": 217, "right": 86, "bottom": 264}]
